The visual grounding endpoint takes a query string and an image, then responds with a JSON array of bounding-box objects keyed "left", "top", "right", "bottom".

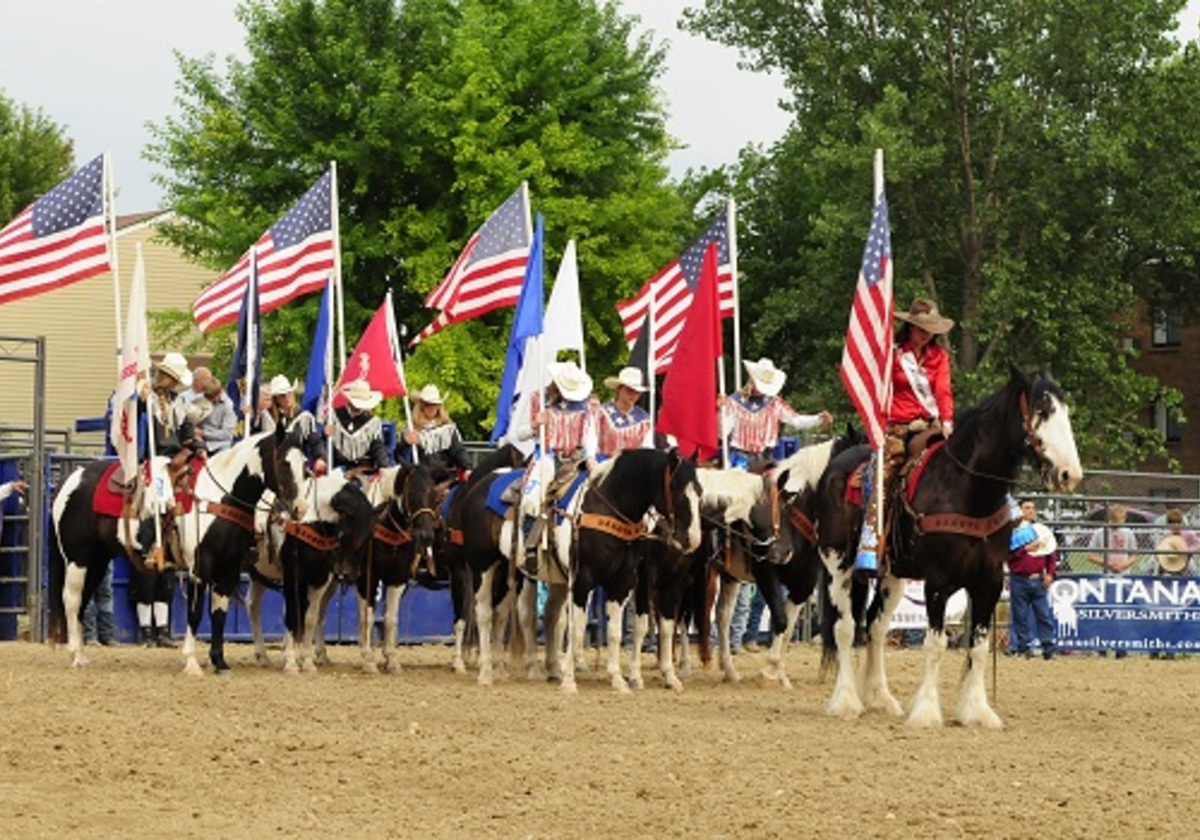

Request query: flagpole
[
  {"left": 331, "top": 161, "right": 347, "bottom": 376},
  {"left": 728, "top": 197, "right": 742, "bottom": 391},
  {"left": 386, "top": 288, "right": 419, "bottom": 464},
  {"left": 648, "top": 278, "right": 657, "bottom": 441},
  {"left": 873, "top": 149, "right": 886, "bottom": 561},
  {"left": 245, "top": 250, "right": 259, "bottom": 422},
  {"left": 105, "top": 153, "right": 124, "bottom": 353}
]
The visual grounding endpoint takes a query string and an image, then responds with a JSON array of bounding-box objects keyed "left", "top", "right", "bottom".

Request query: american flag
[
  {"left": 192, "top": 170, "right": 335, "bottom": 332},
  {"left": 840, "top": 192, "right": 894, "bottom": 449},
  {"left": 413, "top": 184, "right": 531, "bottom": 344},
  {"left": 615, "top": 212, "right": 733, "bottom": 372},
  {"left": 0, "top": 155, "right": 110, "bottom": 306}
]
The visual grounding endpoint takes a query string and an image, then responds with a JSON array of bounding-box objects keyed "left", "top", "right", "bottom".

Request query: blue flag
[
  {"left": 491, "top": 214, "right": 545, "bottom": 443},
  {"left": 226, "top": 256, "right": 262, "bottom": 425},
  {"left": 302, "top": 276, "right": 334, "bottom": 417}
]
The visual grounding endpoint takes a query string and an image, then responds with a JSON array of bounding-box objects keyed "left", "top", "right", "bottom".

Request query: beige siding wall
[{"left": 0, "top": 215, "right": 218, "bottom": 436}]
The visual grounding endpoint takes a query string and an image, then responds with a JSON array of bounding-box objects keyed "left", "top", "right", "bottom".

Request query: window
[
  {"left": 1152, "top": 307, "right": 1183, "bottom": 347},
  {"left": 1154, "top": 398, "right": 1182, "bottom": 444}
]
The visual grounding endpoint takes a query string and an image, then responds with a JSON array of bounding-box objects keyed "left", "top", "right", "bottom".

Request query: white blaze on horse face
[
  {"left": 683, "top": 481, "right": 702, "bottom": 554},
  {"left": 1036, "top": 393, "right": 1083, "bottom": 492}
]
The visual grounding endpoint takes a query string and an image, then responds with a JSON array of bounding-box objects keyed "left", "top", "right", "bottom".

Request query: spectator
[
  {"left": 189, "top": 366, "right": 236, "bottom": 454},
  {"left": 1006, "top": 498, "right": 1058, "bottom": 660},
  {"left": 1084, "top": 504, "right": 1138, "bottom": 574},
  {"left": 82, "top": 564, "right": 116, "bottom": 646},
  {"left": 0, "top": 478, "right": 27, "bottom": 503},
  {"left": 1154, "top": 508, "right": 1193, "bottom": 577}
]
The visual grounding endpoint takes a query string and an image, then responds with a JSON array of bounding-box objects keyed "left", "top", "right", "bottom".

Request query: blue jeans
[
  {"left": 82, "top": 564, "right": 115, "bottom": 643},
  {"left": 1009, "top": 574, "right": 1055, "bottom": 652},
  {"left": 730, "top": 583, "right": 753, "bottom": 651}
]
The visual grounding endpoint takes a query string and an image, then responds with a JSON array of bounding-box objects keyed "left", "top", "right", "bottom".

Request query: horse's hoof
[
  {"left": 611, "top": 677, "right": 631, "bottom": 694},
  {"left": 283, "top": 662, "right": 300, "bottom": 675},
  {"left": 546, "top": 673, "right": 562, "bottom": 684},
  {"left": 253, "top": 653, "right": 270, "bottom": 667},
  {"left": 665, "top": 676, "right": 684, "bottom": 693},
  {"left": 478, "top": 671, "right": 494, "bottom": 687},
  {"left": 906, "top": 705, "right": 944, "bottom": 729},
  {"left": 825, "top": 693, "right": 865, "bottom": 720},
  {"left": 362, "top": 661, "right": 379, "bottom": 674},
  {"left": 679, "top": 664, "right": 693, "bottom": 679},
  {"left": 182, "top": 660, "right": 204, "bottom": 677},
  {"left": 574, "top": 659, "right": 590, "bottom": 674},
  {"left": 628, "top": 675, "right": 644, "bottom": 690},
  {"left": 451, "top": 660, "right": 467, "bottom": 675},
  {"left": 69, "top": 655, "right": 90, "bottom": 669},
  {"left": 561, "top": 679, "right": 578, "bottom": 695},
  {"left": 385, "top": 660, "right": 403, "bottom": 675},
  {"left": 958, "top": 706, "right": 1003, "bottom": 730},
  {"left": 722, "top": 670, "right": 742, "bottom": 684},
  {"left": 314, "top": 652, "right": 331, "bottom": 667}
]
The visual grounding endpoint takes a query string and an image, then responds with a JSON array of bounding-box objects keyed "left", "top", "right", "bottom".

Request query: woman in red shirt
[{"left": 857, "top": 298, "right": 956, "bottom": 572}]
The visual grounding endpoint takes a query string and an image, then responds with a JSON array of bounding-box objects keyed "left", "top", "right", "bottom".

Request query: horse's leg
[
  {"left": 182, "top": 578, "right": 206, "bottom": 677},
  {"left": 761, "top": 600, "right": 801, "bottom": 690},
  {"left": 247, "top": 578, "right": 270, "bottom": 666},
  {"left": 543, "top": 582, "right": 568, "bottom": 682},
  {"left": 449, "top": 563, "right": 469, "bottom": 674},
  {"left": 492, "top": 574, "right": 515, "bottom": 677},
  {"left": 63, "top": 562, "right": 89, "bottom": 668},
  {"left": 313, "top": 582, "right": 335, "bottom": 667},
  {"left": 208, "top": 591, "right": 232, "bottom": 674},
  {"left": 356, "top": 577, "right": 379, "bottom": 674},
  {"left": 821, "top": 550, "right": 864, "bottom": 719},
  {"left": 677, "top": 622, "right": 692, "bottom": 679},
  {"left": 300, "top": 580, "right": 330, "bottom": 672},
  {"left": 475, "top": 565, "right": 497, "bottom": 685},
  {"left": 628, "top": 609, "right": 649, "bottom": 691},
  {"left": 908, "top": 585, "right": 949, "bottom": 729},
  {"left": 859, "top": 574, "right": 905, "bottom": 716},
  {"left": 605, "top": 597, "right": 631, "bottom": 694},
  {"left": 956, "top": 578, "right": 1004, "bottom": 730},
  {"left": 382, "top": 583, "right": 406, "bottom": 674},
  {"left": 515, "top": 577, "right": 541, "bottom": 680},
  {"left": 657, "top": 614, "right": 683, "bottom": 692},
  {"left": 715, "top": 578, "right": 741, "bottom": 683},
  {"left": 561, "top": 597, "right": 587, "bottom": 695}
]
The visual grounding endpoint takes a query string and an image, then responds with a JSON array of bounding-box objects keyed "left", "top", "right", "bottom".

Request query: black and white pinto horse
[
  {"left": 50, "top": 455, "right": 177, "bottom": 668},
  {"left": 550, "top": 448, "right": 702, "bottom": 694},
  {"left": 173, "top": 429, "right": 307, "bottom": 675},
  {"left": 350, "top": 463, "right": 441, "bottom": 674},
  {"left": 818, "top": 369, "right": 1082, "bottom": 728}
]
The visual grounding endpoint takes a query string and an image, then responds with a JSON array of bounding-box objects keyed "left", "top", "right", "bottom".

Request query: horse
[
  {"left": 551, "top": 448, "right": 702, "bottom": 694},
  {"left": 816, "top": 368, "right": 1082, "bottom": 728},
  {"left": 49, "top": 455, "right": 178, "bottom": 668},
  {"left": 350, "top": 463, "right": 441, "bottom": 673},
  {"left": 173, "top": 428, "right": 307, "bottom": 675}
]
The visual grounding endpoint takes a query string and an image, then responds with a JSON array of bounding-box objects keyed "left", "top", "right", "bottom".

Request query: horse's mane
[
  {"left": 697, "top": 468, "right": 764, "bottom": 524},
  {"left": 950, "top": 371, "right": 1061, "bottom": 444},
  {"left": 776, "top": 438, "right": 836, "bottom": 494}
]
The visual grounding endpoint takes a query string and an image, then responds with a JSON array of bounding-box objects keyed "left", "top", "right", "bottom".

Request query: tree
[
  {"left": 0, "top": 91, "right": 74, "bottom": 222},
  {"left": 685, "top": 0, "right": 1200, "bottom": 466},
  {"left": 148, "top": 0, "right": 700, "bottom": 435}
]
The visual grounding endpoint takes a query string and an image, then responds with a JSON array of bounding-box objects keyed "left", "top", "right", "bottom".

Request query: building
[
  {"left": 1126, "top": 302, "right": 1199, "bottom": 474},
  {"left": 0, "top": 212, "right": 216, "bottom": 441}
]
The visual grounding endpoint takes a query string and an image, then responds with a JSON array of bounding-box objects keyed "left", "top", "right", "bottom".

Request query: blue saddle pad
[
  {"left": 554, "top": 470, "right": 590, "bottom": 524},
  {"left": 485, "top": 469, "right": 524, "bottom": 518}
]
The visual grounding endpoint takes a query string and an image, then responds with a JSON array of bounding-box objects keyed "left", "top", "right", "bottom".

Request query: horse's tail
[{"left": 47, "top": 502, "right": 67, "bottom": 645}]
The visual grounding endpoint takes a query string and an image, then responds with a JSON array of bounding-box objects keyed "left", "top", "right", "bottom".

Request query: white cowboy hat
[
  {"left": 547, "top": 361, "right": 593, "bottom": 402},
  {"left": 896, "top": 298, "right": 955, "bottom": 335},
  {"left": 342, "top": 379, "right": 382, "bottom": 411},
  {"left": 1027, "top": 522, "right": 1059, "bottom": 558},
  {"left": 603, "top": 366, "right": 648, "bottom": 394},
  {"left": 157, "top": 352, "right": 192, "bottom": 390},
  {"left": 743, "top": 357, "right": 787, "bottom": 397},
  {"left": 269, "top": 374, "right": 296, "bottom": 396},
  {"left": 1156, "top": 534, "right": 1190, "bottom": 574},
  {"left": 415, "top": 384, "right": 446, "bottom": 405}
]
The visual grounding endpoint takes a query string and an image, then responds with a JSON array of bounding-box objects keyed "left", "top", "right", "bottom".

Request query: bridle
[{"left": 579, "top": 457, "right": 694, "bottom": 553}]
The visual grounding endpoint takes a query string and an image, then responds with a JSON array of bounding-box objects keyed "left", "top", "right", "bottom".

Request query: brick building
[{"left": 1126, "top": 303, "right": 1199, "bottom": 473}]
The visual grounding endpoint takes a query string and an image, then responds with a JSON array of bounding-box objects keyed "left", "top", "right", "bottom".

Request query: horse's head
[
  {"left": 260, "top": 425, "right": 306, "bottom": 514},
  {"left": 661, "top": 449, "right": 702, "bottom": 554},
  {"left": 397, "top": 462, "right": 439, "bottom": 558},
  {"left": 1016, "top": 367, "right": 1083, "bottom": 492},
  {"left": 330, "top": 480, "right": 375, "bottom": 555},
  {"left": 748, "top": 471, "right": 793, "bottom": 565}
]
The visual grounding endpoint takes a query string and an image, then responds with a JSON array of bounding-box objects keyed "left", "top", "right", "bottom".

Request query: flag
[
  {"left": 0, "top": 155, "right": 109, "bottom": 306},
  {"left": 542, "top": 239, "right": 584, "bottom": 365},
  {"left": 192, "top": 170, "right": 336, "bottom": 332},
  {"left": 657, "top": 242, "right": 723, "bottom": 461},
  {"left": 111, "top": 243, "right": 152, "bottom": 478},
  {"left": 491, "top": 214, "right": 545, "bottom": 444},
  {"left": 334, "top": 298, "right": 407, "bottom": 405},
  {"left": 301, "top": 276, "right": 334, "bottom": 419},
  {"left": 840, "top": 192, "right": 894, "bottom": 449},
  {"left": 412, "top": 184, "right": 531, "bottom": 344},
  {"left": 615, "top": 212, "right": 733, "bottom": 372},
  {"left": 226, "top": 255, "right": 262, "bottom": 418}
]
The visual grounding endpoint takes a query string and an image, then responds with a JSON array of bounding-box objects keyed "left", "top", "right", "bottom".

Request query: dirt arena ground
[{"left": 0, "top": 640, "right": 1197, "bottom": 839}]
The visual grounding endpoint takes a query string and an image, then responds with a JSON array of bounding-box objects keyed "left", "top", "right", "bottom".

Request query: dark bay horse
[{"left": 817, "top": 369, "right": 1082, "bottom": 728}]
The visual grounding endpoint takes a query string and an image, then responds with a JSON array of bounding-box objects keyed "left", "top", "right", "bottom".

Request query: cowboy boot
[
  {"left": 140, "top": 626, "right": 154, "bottom": 648},
  {"left": 155, "top": 626, "right": 177, "bottom": 649}
]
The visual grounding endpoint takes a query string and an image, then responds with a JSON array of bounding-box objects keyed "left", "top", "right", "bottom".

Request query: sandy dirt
[{"left": 0, "top": 639, "right": 1196, "bottom": 839}]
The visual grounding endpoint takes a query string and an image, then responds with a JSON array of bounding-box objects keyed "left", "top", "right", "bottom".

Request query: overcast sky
[{"left": 0, "top": 1, "right": 790, "bottom": 212}]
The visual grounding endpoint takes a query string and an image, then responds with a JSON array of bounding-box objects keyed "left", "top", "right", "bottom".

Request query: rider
[
  {"left": 722, "top": 357, "right": 833, "bottom": 468},
  {"left": 260, "top": 374, "right": 328, "bottom": 475},
  {"left": 855, "top": 297, "right": 956, "bottom": 572},
  {"left": 594, "top": 366, "right": 652, "bottom": 459},
  {"left": 397, "top": 384, "right": 471, "bottom": 484},
  {"left": 328, "top": 379, "right": 389, "bottom": 476}
]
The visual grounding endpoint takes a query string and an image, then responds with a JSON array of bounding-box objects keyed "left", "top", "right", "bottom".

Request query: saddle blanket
[
  {"left": 93, "top": 457, "right": 203, "bottom": 518},
  {"left": 905, "top": 440, "right": 945, "bottom": 503},
  {"left": 553, "top": 471, "right": 589, "bottom": 524},
  {"left": 485, "top": 470, "right": 525, "bottom": 518},
  {"left": 440, "top": 484, "right": 459, "bottom": 521}
]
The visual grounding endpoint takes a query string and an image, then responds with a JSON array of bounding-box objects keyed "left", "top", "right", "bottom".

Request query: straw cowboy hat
[
  {"left": 603, "top": 366, "right": 648, "bottom": 393},
  {"left": 896, "top": 298, "right": 955, "bottom": 335},
  {"left": 547, "top": 361, "right": 593, "bottom": 402},
  {"left": 415, "top": 384, "right": 446, "bottom": 405},
  {"left": 269, "top": 374, "right": 297, "bottom": 396},
  {"left": 156, "top": 352, "right": 193, "bottom": 390},
  {"left": 342, "top": 379, "right": 382, "bottom": 411},
  {"left": 1027, "top": 522, "right": 1059, "bottom": 558},
  {"left": 1156, "top": 534, "right": 1190, "bottom": 574},
  {"left": 743, "top": 357, "right": 787, "bottom": 397}
]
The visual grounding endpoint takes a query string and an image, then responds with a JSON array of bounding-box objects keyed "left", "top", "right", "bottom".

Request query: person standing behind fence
[
  {"left": 1084, "top": 504, "right": 1138, "bottom": 574},
  {"left": 1154, "top": 508, "right": 1194, "bottom": 577},
  {"left": 1006, "top": 498, "right": 1058, "bottom": 660}
]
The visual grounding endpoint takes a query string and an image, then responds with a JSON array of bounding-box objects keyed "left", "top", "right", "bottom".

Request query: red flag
[
  {"left": 192, "top": 170, "right": 336, "bottom": 332},
  {"left": 333, "top": 300, "right": 407, "bottom": 406},
  {"left": 657, "top": 241, "right": 722, "bottom": 461},
  {"left": 615, "top": 212, "right": 733, "bottom": 372},
  {"left": 839, "top": 192, "right": 893, "bottom": 448},
  {"left": 0, "top": 155, "right": 110, "bottom": 306}
]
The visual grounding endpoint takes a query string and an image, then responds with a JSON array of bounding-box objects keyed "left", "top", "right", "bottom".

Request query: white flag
[
  {"left": 542, "top": 239, "right": 585, "bottom": 369},
  {"left": 111, "top": 244, "right": 152, "bottom": 479}
]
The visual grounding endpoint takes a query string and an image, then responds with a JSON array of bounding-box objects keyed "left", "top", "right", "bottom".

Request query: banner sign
[
  {"left": 1049, "top": 574, "right": 1200, "bottom": 654},
  {"left": 890, "top": 580, "right": 968, "bottom": 630}
]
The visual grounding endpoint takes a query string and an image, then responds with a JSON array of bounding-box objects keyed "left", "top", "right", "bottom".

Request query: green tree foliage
[
  {"left": 0, "top": 91, "right": 74, "bottom": 221},
  {"left": 148, "top": 0, "right": 700, "bottom": 435},
  {"left": 685, "top": 0, "right": 1200, "bottom": 466}
]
